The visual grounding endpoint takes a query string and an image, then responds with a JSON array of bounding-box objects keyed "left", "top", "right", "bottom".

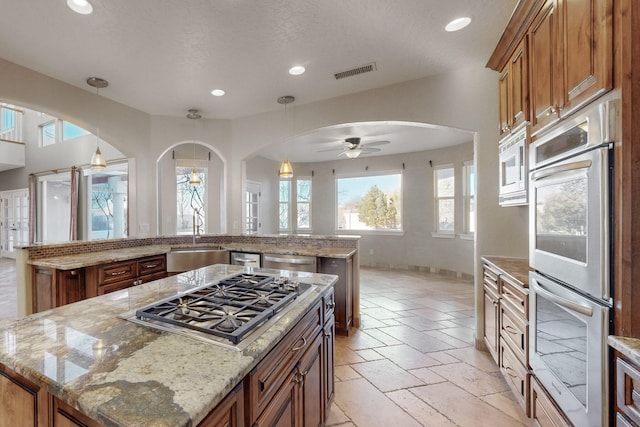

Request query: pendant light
[
  {"left": 277, "top": 95, "right": 295, "bottom": 179},
  {"left": 87, "top": 77, "right": 108, "bottom": 170},
  {"left": 187, "top": 109, "right": 202, "bottom": 185}
]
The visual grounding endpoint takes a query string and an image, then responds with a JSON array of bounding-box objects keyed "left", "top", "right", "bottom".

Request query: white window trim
[
  {"left": 462, "top": 159, "right": 475, "bottom": 236},
  {"left": 433, "top": 163, "right": 455, "bottom": 235},
  {"left": 295, "top": 176, "right": 312, "bottom": 232},
  {"left": 279, "top": 179, "right": 292, "bottom": 233}
]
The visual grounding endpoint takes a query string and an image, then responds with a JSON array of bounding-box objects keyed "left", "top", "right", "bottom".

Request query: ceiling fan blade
[
  {"left": 361, "top": 147, "right": 381, "bottom": 153},
  {"left": 362, "top": 140, "right": 390, "bottom": 147},
  {"left": 317, "top": 146, "right": 347, "bottom": 152}
]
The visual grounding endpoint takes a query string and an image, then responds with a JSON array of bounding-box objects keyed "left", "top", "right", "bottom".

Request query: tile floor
[
  {"left": 0, "top": 259, "right": 532, "bottom": 426},
  {"left": 325, "top": 267, "right": 532, "bottom": 427}
]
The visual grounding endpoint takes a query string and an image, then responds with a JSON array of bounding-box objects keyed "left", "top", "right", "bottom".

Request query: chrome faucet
[{"left": 192, "top": 208, "right": 201, "bottom": 245}]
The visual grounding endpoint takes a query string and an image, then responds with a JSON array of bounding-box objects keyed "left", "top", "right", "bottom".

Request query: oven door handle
[
  {"left": 535, "top": 282, "right": 593, "bottom": 317},
  {"left": 530, "top": 159, "right": 592, "bottom": 181}
]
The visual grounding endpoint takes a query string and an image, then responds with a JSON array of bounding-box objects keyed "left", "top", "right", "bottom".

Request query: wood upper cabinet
[
  {"left": 529, "top": 0, "right": 562, "bottom": 135},
  {"left": 498, "top": 38, "right": 529, "bottom": 138},
  {"left": 529, "top": 0, "right": 613, "bottom": 136}
]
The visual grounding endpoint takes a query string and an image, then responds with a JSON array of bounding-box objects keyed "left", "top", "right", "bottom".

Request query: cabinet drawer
[
  {"left": 96, "top": 260, "right": 137, "bottom": 286},
  {"left": 617, "top": 357, "right": 640, "bottom": 425},
  {"left": 617, "top": 412, "right": 637, "bottom": 427},
  {"left": 500, "top": 339, "right": 529, "bottom": 415},
  {"left": 247, "top": 301, "right": 322, "bottom": 423},
  {"left": 500, "top": 304, "right": 528, "bottom": 366},
  {"left": 137, "top": 255, "right": 166, "bottom": 277},
  {"left": 500, "top": 275, "right": 528, "bottom": 319},
  {"left": 323, "top": 288, "right": 335, "bottom": 324},
  {"left": 530, "top": 375, "right": 571, "bottom": 427}
]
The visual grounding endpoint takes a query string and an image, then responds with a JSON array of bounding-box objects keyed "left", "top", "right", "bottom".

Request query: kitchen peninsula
[{"left": 0, "top": 264, "right": 338, "bottom": 426}]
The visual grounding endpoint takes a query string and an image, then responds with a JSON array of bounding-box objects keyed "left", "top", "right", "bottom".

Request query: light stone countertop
[
  {"left": 28, "top": 243, "right": 356, "bottom": 271},
  {"left": 0, "top": 264, "right": 337, "bottom": 426},
  {"left": 608, "top": 336, "right": 640, "bottom": 366},
  {"left": 481, "top": 256, "right": 530, "bottom": 287}
]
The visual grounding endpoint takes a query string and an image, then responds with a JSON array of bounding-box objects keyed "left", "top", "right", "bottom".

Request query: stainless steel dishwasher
[
  {"left": 262, "top": 253, "right": 317, "bottom": 272},
  {"left": 230, "top": 251, "right": 261, "bottom": 268}
]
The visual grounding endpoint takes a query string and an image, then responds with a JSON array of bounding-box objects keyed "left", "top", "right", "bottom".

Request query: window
[
  {"left": 176, "top": 164, "right": 206, "bottom": 235},
  {"left": 86, "top": 162, "right": 129, "bottom": 240},
  {"left": 296, "top": 177, "right": 312, "bottom": 230},
  {"left": 245, "top": 181, "right": 261, "bottom": 234},
  {"left": 463, "top": 161, "right": 476, "bottom": 235},
  {"left": 434, "top": 165, "right": 455, "bottom": 233},
  {"left": 336, "top": 172, "right": 402, "bottom": 232},
  {"left": 1, "top": 108, "right": 15, "bottom": 131},
  {"left": 279, "top": 179, "right": 291, "bottom": 232},
  {"left": 40, "top": 121, "right": 57, "bottom": 146},
  {"left": 62, "top": 121, "right": 89, "bottom": 141}
]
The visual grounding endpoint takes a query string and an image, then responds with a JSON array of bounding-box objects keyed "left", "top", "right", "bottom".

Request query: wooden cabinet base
[{"left": 530, "top": 376, "right": 571, "bottom": 427}]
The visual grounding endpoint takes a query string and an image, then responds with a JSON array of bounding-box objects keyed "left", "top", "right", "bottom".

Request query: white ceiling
[{"left": 0, "top": 0, "right": 517, "bottom": 161}]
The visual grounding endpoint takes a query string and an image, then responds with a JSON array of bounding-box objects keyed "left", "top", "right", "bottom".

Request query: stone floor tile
[
  {"left": 334, "top": 378, "right": 422, "bottom": 427},
  {"left": 481, "top": 391, "right": 533, "bottom": 425},
  {"left": 386, "top": 389, "right": 457, "bottom": 427},
  {"left": 355, "top": 348, "right": 385, "bottom": 361},
  {"left": 350, "top": 359, "right": 424, "bottom": 392},
  {"left": 427, "top": 350, "right": 461, "bottom": 364},
  {"left": 410, "top": 382, "right": 530, "bottom": 427},
  {"left": 325, "top": 402, "right": 351, "bottom": 426},
  {"left": 335, "top": 339, "right": 366, "bottom": 366},
  {"left": 429, "top": 362, "right": 510, "bottom": 397},
  {"left": 378, "top": 325, "right": 454, "bottom": 353},
  {"left": 341, "top": 330, "right": 387, "bottom": 351},
  {"left": 335, "top": 365, "right": 362, "bottom": 381},
  {"left": 374, "top": 344, "right": 441, "bottom": 370},
  {"left": 408, "top": 367, "right": 447, "bottom": 384},
  {"left": 359, "top": 328, "right": 403, "bottom": 346},
  {"left": 360, "top": 306, "right": 400, "bottom": 320},
  {"left": 445, "top": 347, "right": 501, "bottom": 373},
  {"left": 425, "top": 328, "right": 474, "bottom": 347}
]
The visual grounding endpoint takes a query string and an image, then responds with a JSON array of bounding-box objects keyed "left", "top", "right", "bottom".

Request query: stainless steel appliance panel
[
  {"left": 230, "top": 251, "right": 261, "bottom": 268},
  {"left": 529, "top": 145, "right": 611, "bottom": 301},
  {"left": 263, "top": 253, "right": 317, "bottom": 273},
  {"left": 529, "top": 271, "right": 610, "bottom": 427}
]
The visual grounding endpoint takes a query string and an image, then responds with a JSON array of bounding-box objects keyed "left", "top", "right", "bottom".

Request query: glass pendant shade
[
  {"left": 279, "top": 159, "right": 293, "bottom": 178},
  {"left": 91, "top": 145, "right": 106, "bottom": 170},
  {"left": 345, "top": 148, "right": 362, "bottom": 159},
  {"left": 189, "top": 167, "right": 201, "bottom": 185}
]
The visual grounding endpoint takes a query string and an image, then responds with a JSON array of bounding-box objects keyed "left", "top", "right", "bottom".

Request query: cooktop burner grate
[{"left": 135, "top": 273, "right": 305, "bottom": 344}]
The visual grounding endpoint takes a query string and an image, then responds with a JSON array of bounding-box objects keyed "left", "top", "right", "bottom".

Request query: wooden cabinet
[
  {"left": 482, "top": 264, "right": 500, "bottom": 363},
  {"left": 498, "top": 38, "right": 529, "bottom": 138},
  {"left": 32, "top": 267, "right": 85, "bottom": 313},
  {"left": 530, "top": 375, "right": 571, "bottom": 427},
  {"left": 318, "top": 257, "right": 352, "bottom": 335},
  {"left": 323, "top": 316, "right": 335, "bottom": 412},
  {"left": 529, "top": 0, "right": 613, "bottom": 135},
  {"left": 0, "top": 363, "right": 48, "bottom": 427},
  {"left": 86, "top": 254, "right": 167, "bottom": 297},
  {"left": 52, "top": 397, "right": 101, "bottom": 427},
  {"left": 616, "top": 357, "right": 640, "bottom": 426},
  {"left": 198, "top": 383, "right": 244, "bottom": 427}
]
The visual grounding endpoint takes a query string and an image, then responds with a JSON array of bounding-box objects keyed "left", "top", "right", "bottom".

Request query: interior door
[
  {"left": 1, "top": 189, "right": 29, "bottom": 258},
  {"left": 245, "top": 181, "right": 262, "bottom": 234}
]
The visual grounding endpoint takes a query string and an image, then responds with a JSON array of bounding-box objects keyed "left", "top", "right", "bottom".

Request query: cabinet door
[
  {"left": 52, "top": 397, "right": 101, "bottom": 427},
  {"left": 322, "top": 316, "right": 335, "bottom": 414},
  {"left": 0, "top": 364, "right": 49, "bottom": 427},
  {"left": 560, "top": 0, "right": 612, "bottom": 113},
  {"left": 252, "top": 370, "right": 301, "bottom": 427},
  {"left": 300, "top": 334, "right": 323, "bottom": 427},
  {"left": 136, "top": 255, "right": 166, "bottom": 278},
  {"left": 197, "top": 382, "right": 244, "bottom": 427},
  {"left": 57, "top": 269, "right": 85, "bottom": 307},
  {"left": 498, "top": 66, "right": 511, "bottom": 137},
  {"left": 510, "top": 38, "right": 529, "bottom": 130},
  {"left": 33, "top": 266, "right": 56, "bottom": 313},
  {"left": 483, "top": 287, "right": 500, "bottom": 364},
  {"left": 318, "top": 258, "right": 352, "bottom": 335},
  {"left": 529, "top": 0, "right": 561, "bottom": 135}
]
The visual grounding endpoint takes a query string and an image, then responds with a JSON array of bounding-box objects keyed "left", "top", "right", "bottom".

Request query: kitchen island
[{"left": 0, "top": 264, "right": 338, "bottom": 426}]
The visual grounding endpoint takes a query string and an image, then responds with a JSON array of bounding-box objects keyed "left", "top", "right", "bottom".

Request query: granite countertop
[
  {"left": 481, "top": 256, "right": 530, "bottom": 287},
  {"left": 0, "top": 264, "right": 337, "bottom": 426},
  {"left": 608, "top": 336, "right": 640, "bottom": 366},
  {"left": 29, "top": 245, "right": 173, "bottom": 269},
  {"left": 29, "top": 243, "right": 356, "bottom": 270}
]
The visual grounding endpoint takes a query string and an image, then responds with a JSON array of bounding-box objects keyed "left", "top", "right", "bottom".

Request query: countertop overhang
[{"left": 0, "top": 264, "right": 337, "bottom": 426}]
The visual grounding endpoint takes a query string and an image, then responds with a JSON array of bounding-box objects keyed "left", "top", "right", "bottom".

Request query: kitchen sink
[{"left": 166, "top": 246, "right": 230, "bottom": 272}]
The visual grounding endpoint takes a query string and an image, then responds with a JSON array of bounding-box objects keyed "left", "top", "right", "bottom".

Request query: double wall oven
[{"left": 529, "top": 98, "right": 617, "bottom": 427}]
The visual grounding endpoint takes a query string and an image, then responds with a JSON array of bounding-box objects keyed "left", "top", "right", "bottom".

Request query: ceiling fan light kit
[{"left": 318, "top": 136, "right": 390, "bottom": 159}]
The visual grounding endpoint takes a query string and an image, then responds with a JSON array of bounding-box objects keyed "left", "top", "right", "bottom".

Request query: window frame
[
  {"left": 40, "top": 120, "right": 58, "bottom": 147},
  {"left": 295, "top": 176, "right": 312, "bottom": 232},
  {"left": 334, "top": 170, "right": 403, "bottom": 235},
  {"left": 433, "top": 163, "right": 455, "bottom": 237},
  {"left": 279, "top": 179, "right": 292, "bottom": 233},
  {"left": 461, "top": 160, "right": 475, "bottom": 239},
  {"left": 175, "top": 159, "right": 207, "bottom": 235}
]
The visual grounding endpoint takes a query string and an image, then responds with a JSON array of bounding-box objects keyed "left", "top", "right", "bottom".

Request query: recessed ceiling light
[
  {"left": 67, "top": 0, "right": 93, "bottom": 15},
  {"left": 211, "top": 89, "right": 225, "bottom": 97},
  {"left": 445, "top": 17, "right": 471, "bottom": 32},
  {"left": 289, "top": 66, "right": 306, "bottom": 76}
]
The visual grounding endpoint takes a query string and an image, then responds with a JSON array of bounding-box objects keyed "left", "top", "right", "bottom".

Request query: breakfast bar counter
[{"left": 0, "top": 264, "right": 337, "bottom": 426}]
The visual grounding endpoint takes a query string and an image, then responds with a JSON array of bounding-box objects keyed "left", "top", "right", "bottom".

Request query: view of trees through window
[
  {"left": 176, "top": 166, "right": 206, "bottom": 235},
  {"left": 89, "top": 163, "right": 129, "bottom": 240},
  {"left": 279, "top": 180, "right": 291, "bottom": 231},
  {"left": 296, "top": 178, "right": 311, "bottom": 229},
  {"left": 435, "top": 166, "right": 455, "bottom": 232},
  {"left": 336, "top": 173, "right": 402, "bottom": 231}
]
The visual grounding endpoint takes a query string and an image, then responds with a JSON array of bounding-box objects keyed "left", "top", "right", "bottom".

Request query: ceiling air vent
[{"left": 334, "top": 62, "right": 377, "bottom": 80}]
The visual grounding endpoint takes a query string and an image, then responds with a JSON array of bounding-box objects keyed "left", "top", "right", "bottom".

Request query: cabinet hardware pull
[
  {"left": 504, "top": 325, "right": 519, "bottom": 334},
  {"left": 142, "top": 264, "right": 158, "bottom": 268},
  {"left": 109, "top": 270, "right": 128, "bottom": 276},
  {"left": 292, "top": 336, "right": 307, "bottom": 352},
  {"left": 326, "top": 302, "right": 335, "bottom": 309},
  {"left": 69, "top": 270, "right": 77, "bottom": 276}
]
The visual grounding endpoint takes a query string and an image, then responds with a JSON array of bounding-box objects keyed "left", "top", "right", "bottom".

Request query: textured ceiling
[{"left": 0, "top": 0, "right": 518, "bottom": 120}]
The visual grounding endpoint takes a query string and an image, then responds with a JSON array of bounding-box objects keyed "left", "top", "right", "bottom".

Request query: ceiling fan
[{"left": 318, "top": 137, "right": 390, "bottom": 159}]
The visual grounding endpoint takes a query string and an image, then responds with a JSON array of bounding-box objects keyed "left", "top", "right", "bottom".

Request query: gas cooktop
[{"left": 122, "top": 273, "right": 313, "bottom": 350}]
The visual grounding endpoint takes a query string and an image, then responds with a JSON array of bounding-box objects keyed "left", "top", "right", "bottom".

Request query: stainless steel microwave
[{"left": 498, "top": 127, "right": 528, "bottom": 206}]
